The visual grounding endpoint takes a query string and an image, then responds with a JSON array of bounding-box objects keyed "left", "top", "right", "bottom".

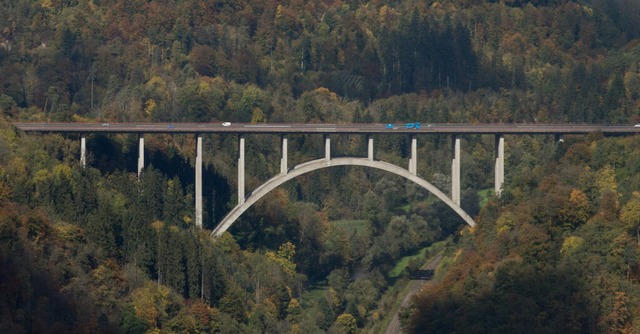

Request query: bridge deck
[{"left": 12, "top": 122, "right": 640, "bottom": 135}]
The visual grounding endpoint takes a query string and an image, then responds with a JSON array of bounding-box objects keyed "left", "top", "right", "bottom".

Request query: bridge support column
[
  {"left": 409, "top": 135, "right": 417, "bottom": 175},
  {"left": 495, "top": 135, "right": 504, "bottom": 196},
  {"left": 367, "top": 135, "right": 374, "bottom": 161},
  {"left": 451, "top": 135, "right": 460, "bottom": 206},
  {"left": 238, "top": 134, "right": 245, "bottom": 204},
  {"left": 138, "top": 134, "right": 144, "bottom": 178},
  {"left": 195, "top": 135, "right": 203, "bottom": 228},
  {"left": 281, "top": 135, "right": 288, "bottom": 175},
  {"left": 324, "top": 134, "right": 330, "bottom": 160},
  {"left": 80, "top": 135, "right": 86, "bottom": 167}
]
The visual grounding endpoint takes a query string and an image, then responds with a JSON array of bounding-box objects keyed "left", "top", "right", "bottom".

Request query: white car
[
  {"left": 635, "top": 124, "right": 640, "bottom": 127},
  {"left": 222, "top": 122, "right": 231, "bottom": 126}
]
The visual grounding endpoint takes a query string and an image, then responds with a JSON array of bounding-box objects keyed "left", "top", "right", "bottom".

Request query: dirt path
[{"left": 383, "top": 253, "right": 443, "bottom": 334}]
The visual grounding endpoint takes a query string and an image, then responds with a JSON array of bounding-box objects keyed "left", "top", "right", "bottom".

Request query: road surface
[{"left": 12, "top": 122, "right": 640, "bottom": 135}]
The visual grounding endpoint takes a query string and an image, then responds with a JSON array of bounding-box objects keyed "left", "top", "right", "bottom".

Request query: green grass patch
[
  {"left": 400, "top": 203, "right": 410, "bottom": 213},
  {"left": 389, "top": 240, "right": 450, "bottom": 278},
  {"left": 477, "top": 188, "right": 494, "bottom": 207},
  {"left": 300, "top": 284, "right": 327, "bottom": 307},
  {"left": 331, "top": 219, "right": 370, "bottom": 237},
  {"left": 389, "top": 248, "right": 428, "bottom": 278}
]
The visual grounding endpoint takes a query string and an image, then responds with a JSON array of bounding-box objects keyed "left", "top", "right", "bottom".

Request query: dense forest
[{"left": 2, "top": 0, "right": 640, "bottom": 333}]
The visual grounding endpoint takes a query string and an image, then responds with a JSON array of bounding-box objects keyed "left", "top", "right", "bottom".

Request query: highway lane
[{"left": 12, "top": 122, "right": 640, "bottom": 135}]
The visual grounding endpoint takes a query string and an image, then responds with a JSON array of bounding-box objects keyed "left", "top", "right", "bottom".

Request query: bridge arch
[{"left": 211, "top": 157, "right": 476, "bottom": 237}]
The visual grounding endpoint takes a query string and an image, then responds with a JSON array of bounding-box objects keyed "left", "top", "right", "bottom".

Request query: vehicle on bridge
[
  {"left": 386, "top": 123, "right": 423, "bottom": 129},
  {"left": 405, "top": 122, "right": 421, "bottom": 129},
  {"left": 222, "top": 122, "right": 231, "bottom": 126}
]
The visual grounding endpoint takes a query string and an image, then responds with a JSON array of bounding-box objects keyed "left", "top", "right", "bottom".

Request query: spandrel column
[
  {"left": 238, "top": 134, "right": 245, "bottom": 204},
  {"left": 195, "top": 135, "right": 202, "bottom": 228},
  {"left": 451, "top": 135, "right": 460, "bottom": 206},
  {"left": 495, "top": 135, "right": 504, "bottom": 196},
  {"left": 138, "top": 134, "right": 144, "bottom": 178},
  {"left": 281, "top": 135, "right": 288, "bottom": 175},
  {"left": 409, "top": 135, "right": 417, "bottom": 175},
  {"left": 324, "top": 134, "right": 331, "bottom": 160}
]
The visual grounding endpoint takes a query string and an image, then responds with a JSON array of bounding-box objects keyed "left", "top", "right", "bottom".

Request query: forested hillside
[{"left": 2, "top": 0, "right": 640, "bottom": 333}]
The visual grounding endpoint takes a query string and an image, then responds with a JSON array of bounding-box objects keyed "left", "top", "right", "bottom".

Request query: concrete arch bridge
[{"left": 15, "top": 122, "right": 638, "bottom": 236}]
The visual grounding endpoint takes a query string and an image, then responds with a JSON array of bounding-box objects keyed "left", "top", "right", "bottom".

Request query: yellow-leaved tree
[
  {"left": 621, "top": 192, "right": 640, "bottom": 244},
  {"left": 130, "top": 281, "right": 182, "bottom": 331},
  {"left": 266, "top": 241, "right": 297, "bottom": 277},
  {"left": 335, "top": 313, "right": 357, "bottom": 334}
]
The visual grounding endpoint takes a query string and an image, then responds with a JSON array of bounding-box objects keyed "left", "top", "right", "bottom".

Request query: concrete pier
[
  {"left": 495, "top": 135, "right": 504, "bottom": 196},
  {"left": 238, "top": 134, "right": 245, "bottom": 204},
  {"left": 195, "top": 135, "right": 203, "bottom": 228},
  {"left": 80, "top": 135, "right": 86, "bottom": 167},
  {"left": 451, "top": 135, "right": 460, "bottom": 206},
  {"left": 367, "top": 135, "right": 374, "bottom": 161}
]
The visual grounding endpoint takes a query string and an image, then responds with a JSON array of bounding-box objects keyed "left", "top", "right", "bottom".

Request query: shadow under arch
[{"left": 211, "top": 157, "right": 477, "bottom": 237}]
